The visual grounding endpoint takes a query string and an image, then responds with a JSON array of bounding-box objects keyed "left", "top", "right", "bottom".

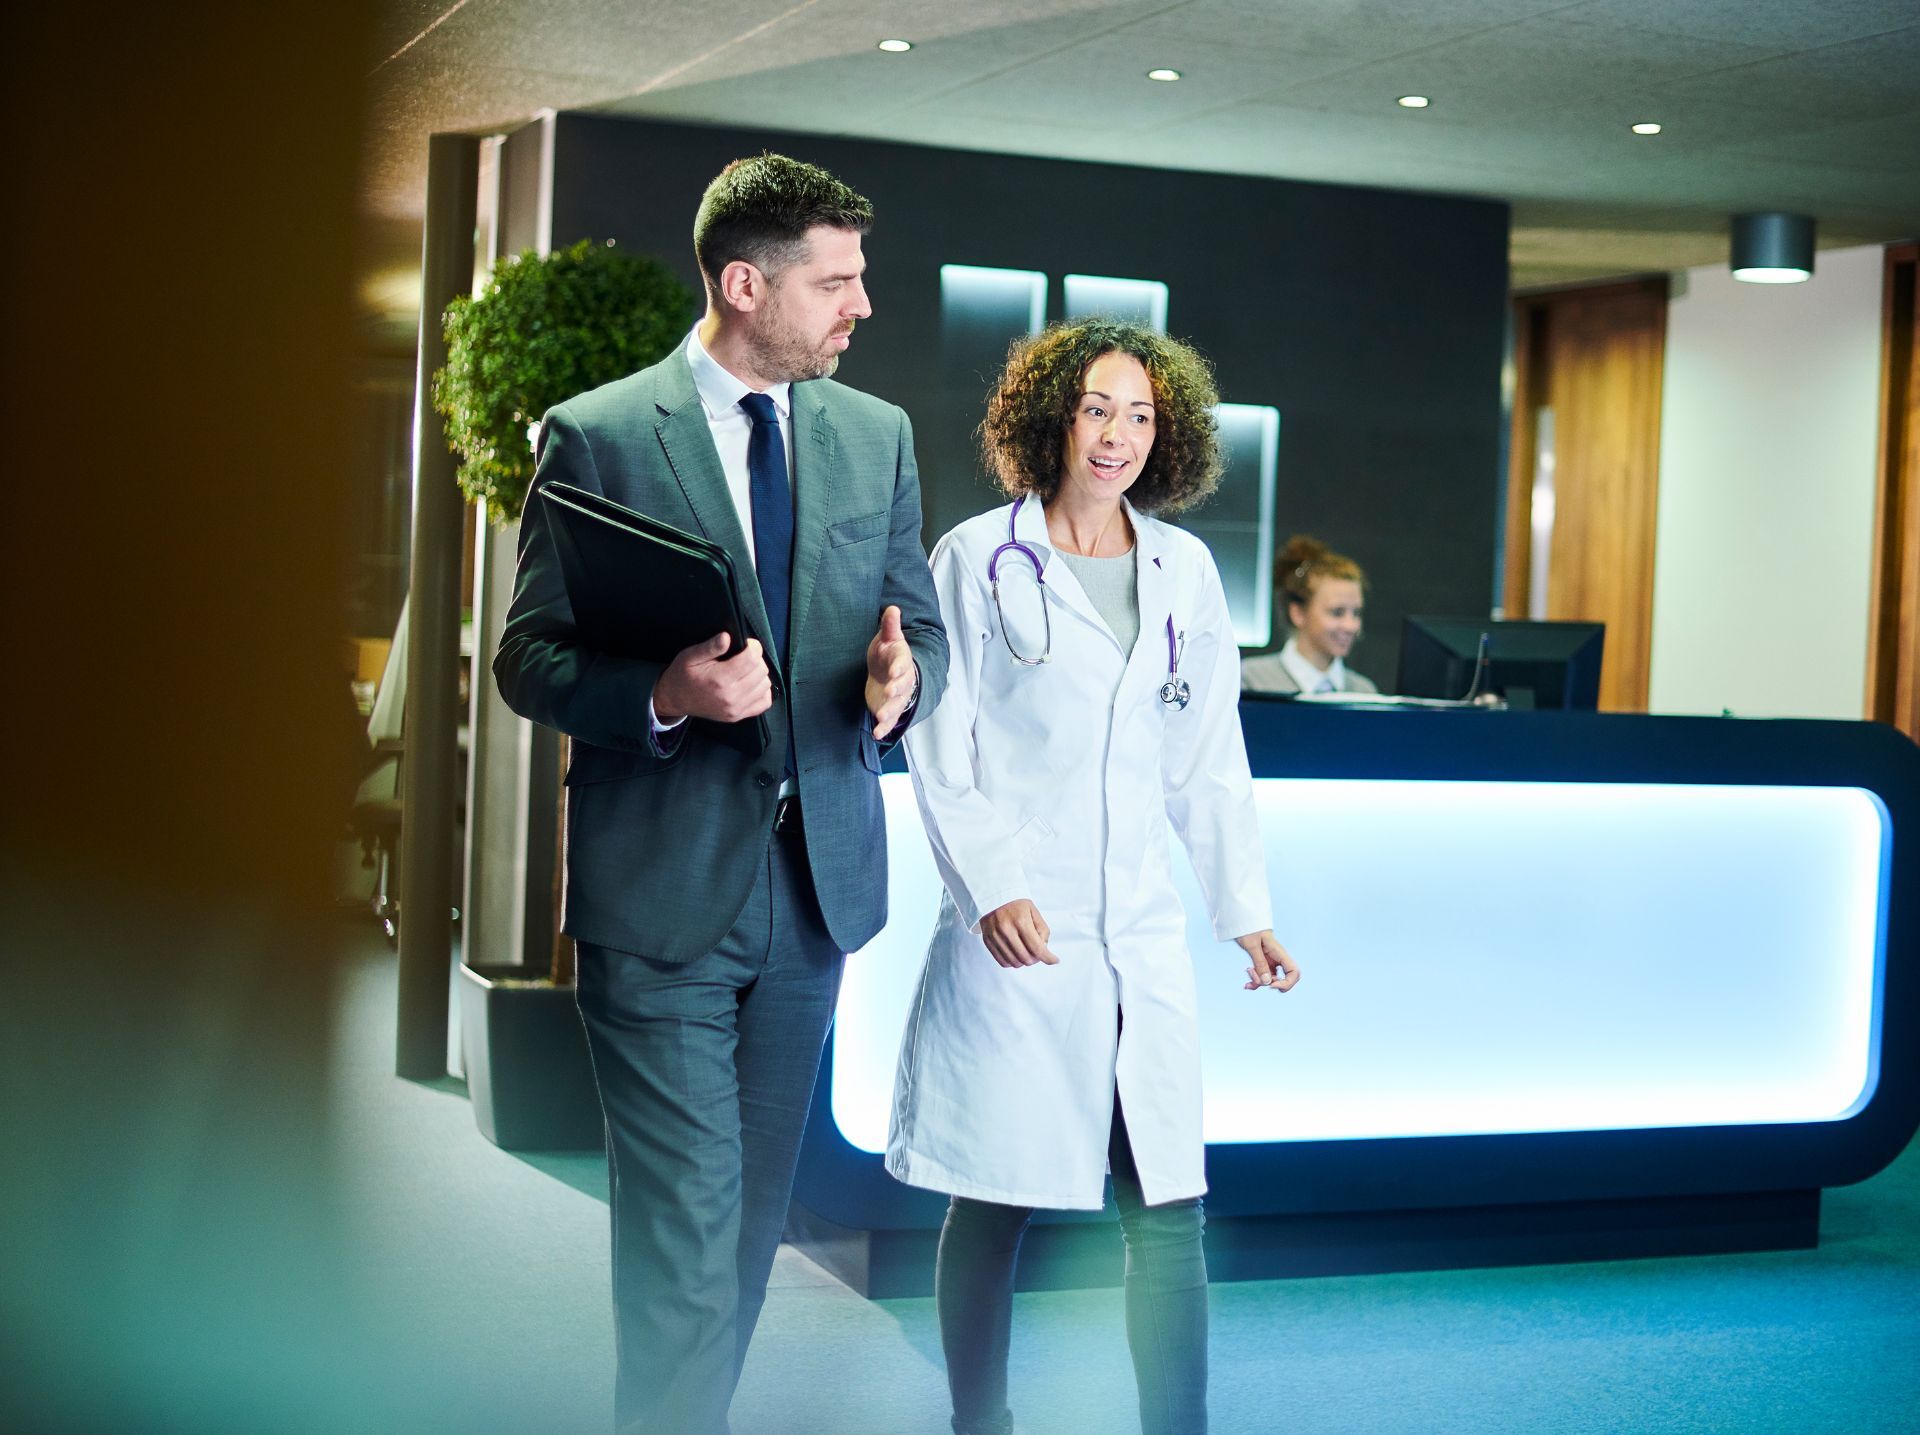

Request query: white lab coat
[{"left": 887, "top": 497, "right": 1272, "bottom": 1209}]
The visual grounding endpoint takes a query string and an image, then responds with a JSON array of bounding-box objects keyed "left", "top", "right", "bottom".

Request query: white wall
[{"left": 1649, "top": 245, "right": 1884, "bottom": 719}]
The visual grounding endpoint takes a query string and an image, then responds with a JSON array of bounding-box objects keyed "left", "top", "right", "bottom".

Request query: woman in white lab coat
[{"left": 888, "top": 319, "right": 1300, "bottom": 1435}]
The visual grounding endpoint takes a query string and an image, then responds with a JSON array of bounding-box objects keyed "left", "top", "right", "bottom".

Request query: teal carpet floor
[{"left": 333, "top": 932, "right": 1920, "bottom": 1434}]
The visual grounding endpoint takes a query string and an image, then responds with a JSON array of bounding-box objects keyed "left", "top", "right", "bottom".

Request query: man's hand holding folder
[
  {"left": 654, "top": 632, "right": 774, "bottom": 726},
  {"left": 662, "top": 603, "right": 916, "bottom": 736},
  {"left": 539, "top": 481, "right": 921, "bottom": 754},
  {"left": 538, "top": 481, "right": 772, "bottom": 755}
]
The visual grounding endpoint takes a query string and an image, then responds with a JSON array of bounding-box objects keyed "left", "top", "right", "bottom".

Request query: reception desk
[{"left": 788, "top": 704, "right": 1920, "bottom": 1296}]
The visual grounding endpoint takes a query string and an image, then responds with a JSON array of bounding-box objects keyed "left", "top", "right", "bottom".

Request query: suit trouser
[{"left": 575, "top": 823, "right": 844, "bottom": 1435}]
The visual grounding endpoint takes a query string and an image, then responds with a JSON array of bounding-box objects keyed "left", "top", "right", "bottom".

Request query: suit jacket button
[{"left": 755, "top": 772, "right": 773, "bottom": 788}]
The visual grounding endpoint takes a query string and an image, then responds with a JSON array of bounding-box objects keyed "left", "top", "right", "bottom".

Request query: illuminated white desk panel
[{"left": 831, "top": 776, "right": 1886, "bottom": 1154}]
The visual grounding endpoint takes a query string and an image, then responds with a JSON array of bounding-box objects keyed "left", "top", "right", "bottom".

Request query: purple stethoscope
[{"left": 987, "top": 496, "right": 1191, "bottom": 709}]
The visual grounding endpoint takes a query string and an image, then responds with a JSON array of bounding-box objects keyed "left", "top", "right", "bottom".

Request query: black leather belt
[{"left": 772, "top": 793, "right": 802, "bottom": 836}]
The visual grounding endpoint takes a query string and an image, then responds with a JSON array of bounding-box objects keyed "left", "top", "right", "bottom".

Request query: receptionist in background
[{"left": 1240, "top": 534, "right": 1379, "bottom": 695}]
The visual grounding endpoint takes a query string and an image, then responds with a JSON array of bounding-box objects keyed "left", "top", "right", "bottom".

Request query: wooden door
[
  {"left": 1867, "top": 242, "right": 1920, "bottom": 742},
  {"left": 1505, "top": 280, "right": 1668, "bottom": 711}
]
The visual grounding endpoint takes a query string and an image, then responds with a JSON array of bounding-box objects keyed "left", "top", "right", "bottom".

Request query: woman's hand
[
  {"left": 1235, "top": 930, "right": 1300, "bottom": 992},
  {"left": 979, "top": 900, "right": 1059, "bottom": 968}
]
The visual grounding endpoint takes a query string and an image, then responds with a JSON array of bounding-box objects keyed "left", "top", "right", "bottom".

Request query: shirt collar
[
  {"left": 686, "top": 328, "right": 791, "bottom": 423},
  {"left": 1010, "top": 492, "right": 1157, "bottom": 564},
  {"left": 1280, "top": 635, "right": 1345, "bottom": 693}
]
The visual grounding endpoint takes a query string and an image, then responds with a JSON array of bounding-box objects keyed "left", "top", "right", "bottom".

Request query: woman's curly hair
[{"left": 979, "top": 318, "right": 1224, "bottom": 515}]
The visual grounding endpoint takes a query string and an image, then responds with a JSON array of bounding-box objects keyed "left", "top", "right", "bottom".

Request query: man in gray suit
[{"left": 494, "top": 154, "right": 947, "bottom": 1434}]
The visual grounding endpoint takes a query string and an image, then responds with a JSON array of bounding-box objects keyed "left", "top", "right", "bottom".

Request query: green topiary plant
[{"left": 434, "top": 238, "right": 696, "bottom": 523}]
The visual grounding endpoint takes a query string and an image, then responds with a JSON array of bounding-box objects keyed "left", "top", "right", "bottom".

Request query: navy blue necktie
[
  {"left": 739, "top": 391, "right": 795, "bottom": 776},
  {"left": 738, "top": 391, "right": 793, "bottom": 660}
]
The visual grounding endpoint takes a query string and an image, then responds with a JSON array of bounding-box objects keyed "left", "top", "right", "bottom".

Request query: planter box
[{"left": 458, "top": 964, "right": 604, "bottom": 1151}]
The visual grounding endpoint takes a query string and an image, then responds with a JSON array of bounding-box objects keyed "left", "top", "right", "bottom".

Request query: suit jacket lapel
[
  {"left": 786, "top": 381, "right": 836, "bottom": 679},
  {"left": 651, "top": 350, "right": 776, "bottom": 655}
]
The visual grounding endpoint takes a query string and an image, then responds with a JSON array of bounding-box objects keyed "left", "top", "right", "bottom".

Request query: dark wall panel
[
  {"left": 498, "top": 118, "right": 548, "bottom": 260},
  {"left": 541, "top": 114, "right": 1507, "bottom": 682}
]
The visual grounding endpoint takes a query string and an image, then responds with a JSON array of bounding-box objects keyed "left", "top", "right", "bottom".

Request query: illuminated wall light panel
[
  {"left": 831, "top": 777, "right": 1886, "bottom": 1154},
  {"left": 1185, "top": 403, "right": 1279, "bottom": 648},
  {"left": 1063, "top": 273, "right": 1169, "bottom": 332},
  {"left": 939, "top": 263, "right": 1047, "bottom": 336},
  {"left": 932, "top": 264, "right": 1050, "bottom": 542}
]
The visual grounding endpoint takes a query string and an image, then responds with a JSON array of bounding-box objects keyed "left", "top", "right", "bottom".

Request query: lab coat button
[{"left": 754, "top": 772, "right": 773, "bottom": 789}]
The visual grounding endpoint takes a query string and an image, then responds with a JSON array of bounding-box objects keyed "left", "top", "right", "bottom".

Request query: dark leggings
[{"left": 935, "top": 1100, "right": 1208, "bottom": 1435}]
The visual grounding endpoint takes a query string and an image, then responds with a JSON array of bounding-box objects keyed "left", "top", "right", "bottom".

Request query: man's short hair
[{"left": 692, "top": 153, "right": 873, "bottom": 296}]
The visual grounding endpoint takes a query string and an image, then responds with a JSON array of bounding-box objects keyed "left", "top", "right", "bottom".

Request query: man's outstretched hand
[{"left": 866, "top": 605, "right": 917, "bottom": 740}]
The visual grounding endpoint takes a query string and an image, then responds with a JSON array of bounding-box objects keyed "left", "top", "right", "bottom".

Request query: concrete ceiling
[{"left": 360, "top": 0, "right": 1920, "bottom": 338}]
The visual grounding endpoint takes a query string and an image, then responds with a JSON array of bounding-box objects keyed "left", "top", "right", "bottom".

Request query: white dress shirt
[{"left": 683, "top": 327, "right": 796, "bottom": 568}]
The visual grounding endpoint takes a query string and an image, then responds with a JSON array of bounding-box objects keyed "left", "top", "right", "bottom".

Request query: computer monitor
[{"left": 1397, "top": 618, "right": 1605, "bottom": 710}]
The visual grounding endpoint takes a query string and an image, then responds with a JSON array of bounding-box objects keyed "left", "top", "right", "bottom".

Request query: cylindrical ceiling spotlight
[{"left": 1731, "top": 212, "right": 1815, "bottom": 284}]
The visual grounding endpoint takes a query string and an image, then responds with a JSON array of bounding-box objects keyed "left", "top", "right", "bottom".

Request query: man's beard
[{"left": 750, "top": 308, "right": 844, "bottom": 383}]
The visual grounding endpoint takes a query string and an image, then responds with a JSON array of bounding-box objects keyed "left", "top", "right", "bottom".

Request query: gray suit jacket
[
  {"left": 494, "top": 346, "right": 948, "bottom": 962},
  {"left": 1240, "top": 648, "right": 1379, "bottom": 695}
]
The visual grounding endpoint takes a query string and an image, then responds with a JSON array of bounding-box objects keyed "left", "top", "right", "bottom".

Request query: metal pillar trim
[
  {"left": 397, "top": 132, "right": 479, "bottom": 1080},
  {"left": 463, "top": 513, "right": 536, "bottom": 977},
  {"left": 460, "top": 140, "right": 538, "bottom": 1003}
]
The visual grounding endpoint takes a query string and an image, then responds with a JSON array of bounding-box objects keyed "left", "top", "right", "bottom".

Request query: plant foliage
[{"left": 434, "top": 239, "right": 696, "bottom": 523}]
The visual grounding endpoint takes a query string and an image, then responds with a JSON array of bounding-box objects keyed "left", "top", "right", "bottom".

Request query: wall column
[{"left": 396, "top": 133, "right": 479, "bottom": 1080}]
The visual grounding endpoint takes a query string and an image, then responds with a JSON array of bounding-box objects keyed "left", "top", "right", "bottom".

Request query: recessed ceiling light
[
  {"left": 876, "top": 39, "right": 912, "bottom": 53},
  {"left": 1397, "top": 95, "right": 1430, "bottom": 109},
  {"left": 1631, "top": 122, "right": 1662, "bottom": 135},
  {"left": 1147, "top": 68, "right": 1182, "bottom": 82}
]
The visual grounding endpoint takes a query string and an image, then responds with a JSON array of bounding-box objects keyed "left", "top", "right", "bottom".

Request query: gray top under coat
[{"left": 1053, "top": 547, "right": 1141, "bottom": 656}]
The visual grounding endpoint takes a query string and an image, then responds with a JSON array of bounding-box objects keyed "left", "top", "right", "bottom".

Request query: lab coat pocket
[{"left": 1014, "top": 814, "right": 1055, "bottom": 855}]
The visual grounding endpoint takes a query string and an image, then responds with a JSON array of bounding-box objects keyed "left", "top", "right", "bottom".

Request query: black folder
[{"left": 539, "top": 482, "right": 769, "bottom": 755}]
